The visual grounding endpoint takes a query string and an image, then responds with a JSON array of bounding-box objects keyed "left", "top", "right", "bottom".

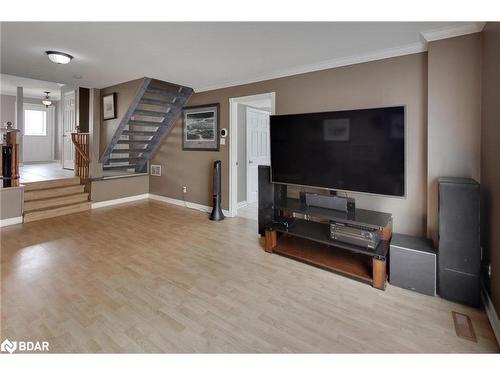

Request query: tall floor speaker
[
  {"left": 209, "top": 160, "right": 225, "bottom": 221},
  {"left": 438, "top": 177, "right": 481, "bottom": 306},
  {"left": 258, "top": 165, "right": 287, "bottom": 236}
]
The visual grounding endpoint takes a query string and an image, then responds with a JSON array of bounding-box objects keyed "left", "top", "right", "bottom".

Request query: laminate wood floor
[{"left": 1, "top": 200, "right": 498, "bottom": 353}]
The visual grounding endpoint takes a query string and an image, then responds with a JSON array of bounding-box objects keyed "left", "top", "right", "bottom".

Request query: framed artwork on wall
[
  {"left": 102, "top": 93, "right": 117, "bottom": 120},
  {"left": 182, "top": 103, "right": 220, "bottom": 151}
]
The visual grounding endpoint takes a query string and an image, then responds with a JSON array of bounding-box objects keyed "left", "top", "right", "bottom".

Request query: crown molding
[
  {"left": 194, "top": 41, "right": 427, "bottom": 92},
  {"left": 420, "top": 22, "right": 486, "bottom": 42}
]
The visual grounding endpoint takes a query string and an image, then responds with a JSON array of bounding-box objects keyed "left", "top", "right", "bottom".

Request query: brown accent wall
[
  {"left": 0, "top": 186, "right": 23, "bottom": 220},
  {"left": 91, "top": 175, "right": 149, "bottom": 202},
  {"left": 481, "top": 22, "right": 500, "bottom": 313},
  {"left": 99, "top": 78, "right": 142, "bottom": 157},
  {"left": 150, "top": 53, "right": 428, "bottom": 236},
  {"left": 427, "top": 33, "right": 482, "bottom": 245}
]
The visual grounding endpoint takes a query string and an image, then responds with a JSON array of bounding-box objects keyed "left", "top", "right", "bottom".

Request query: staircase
[
  {"left": 23, "top": 177, "right": 90, "bottom": 223},
  {"left": 100, "top": 77, "right": 194, "bottom": 174}
]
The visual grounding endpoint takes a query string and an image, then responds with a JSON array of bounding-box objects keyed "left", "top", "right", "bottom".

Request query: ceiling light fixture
[
  {"left": 42, "top": 92, "right": 52, "bottom": 107},
  {"left": 45, "top": 50, "right": 73, "bottom": 64}
]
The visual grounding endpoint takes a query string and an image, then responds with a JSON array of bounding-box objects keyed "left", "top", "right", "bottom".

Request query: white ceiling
[
  {"left": 0, "top": 73, "right": 62, "bottom": 100},
  {"left": 0, "top": 22, "right": 484, "bottom": 92}
]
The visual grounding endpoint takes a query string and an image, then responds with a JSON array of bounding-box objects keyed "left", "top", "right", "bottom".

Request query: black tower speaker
[
  {"left": 209, "top": 160, "right": 225, "bottom": 221},
  {"left": 258, "top": 165, "right": 287, "bottom": 236},
  {"left": 438, "top": 177, "right": 481, "bottom": 306},
  {"left": 2, "top": 145, "right": 13, "bottom": 188}
]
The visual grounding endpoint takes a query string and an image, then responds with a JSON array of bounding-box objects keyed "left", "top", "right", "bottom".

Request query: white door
[
  {"left": 23, "top": 104, "right": 54, "bottom": 162},
  {"left": 246, "top": 107, "right": 270, "bottom": 204},
  {"left": 62, "top": 90, "right": 76, "bottom": 170}
]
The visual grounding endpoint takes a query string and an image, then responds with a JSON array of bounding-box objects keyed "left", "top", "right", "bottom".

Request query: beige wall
[
  {"left": 0, "top": 187, "right": 23, "bottom": 220},
  {"left": 1, "top": 94, "right": 16, "bottom": 126},
  {"left": 150, "top": 53, "right": 428, "bottom": 236},
  {"left": 91, "top": 175, "right": 149, "bottom": 202},
  {"left": 99, "top": 78, "right": 142, "bottom": 157},
  {"left": 427, "top": 33, "right": 482, "bottom": 244},
  {"left": 481, "top": 22, "right": 500, "bottom": 313}
]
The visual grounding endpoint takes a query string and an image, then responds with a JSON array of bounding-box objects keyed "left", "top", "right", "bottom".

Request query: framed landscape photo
[
  {"left": 102, "top": 93, "right": 117, "bottom": 120},
  {"left": 182, "top": 103, "right": 220, "bottom": 151}
]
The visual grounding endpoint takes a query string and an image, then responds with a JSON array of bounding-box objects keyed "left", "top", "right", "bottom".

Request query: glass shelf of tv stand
[
  {"left": 268, "top": 218, "right": 389, "bottom": 260},
  {"left": 274, "top": 197, "right": 392, "bottom": 231}
]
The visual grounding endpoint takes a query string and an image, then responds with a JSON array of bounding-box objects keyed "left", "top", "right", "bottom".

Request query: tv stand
[{"left": 258, "top": 166, "right": 392, "bottom": 290}]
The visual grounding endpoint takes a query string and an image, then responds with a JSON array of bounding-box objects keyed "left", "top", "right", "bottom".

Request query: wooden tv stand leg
[
  {"left": 264, "top": 229, "right": 277, "bottom": 253},
  {"left": 372, "top": 258, "right": 387, "bottom": 290}
]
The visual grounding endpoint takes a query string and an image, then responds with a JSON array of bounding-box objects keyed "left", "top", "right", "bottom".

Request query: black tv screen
[{"left": 270, "top": 106, "right": 405, "bottom": 196}]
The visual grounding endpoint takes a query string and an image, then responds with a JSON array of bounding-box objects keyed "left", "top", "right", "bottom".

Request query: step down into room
[{"left": 22, "top": 177, "right": 91, "bottom": 223}]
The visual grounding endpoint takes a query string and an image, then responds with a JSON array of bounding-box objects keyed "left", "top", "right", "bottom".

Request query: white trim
[
  {"left": 148, "top": 193, "right": 230, "bottom": 217},
  {"left": 481, "top": 281, "right": 500, "bottom": 346},
  {"left": 420, "top": 22, "right": 485, "bottom": 42},
  {"left": 0, "top": 216, "right": 23, "bottom": 227},
  {"left": 195, "top": 43, "right": 426, "bottom": 92},
  {"left": 229, "top": 92, "right": 276, "bottom": 218},
  {"left": 193, "top": 22, "right": 484, "bottom": 93},
  {"left": 237, "top": 201, "right": 248, "bottom": 209},
  {"left": 91, "top": 193, "right": 149, "bottom": 209}
]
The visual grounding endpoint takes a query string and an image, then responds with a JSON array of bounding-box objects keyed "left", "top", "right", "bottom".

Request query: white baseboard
[
  {"left": 148, "top": 193, "right": 231, "bottom": 217},
  {"left": 0, "top": 216, "right": 23, "bottom": 227},
  {"left": 481, "top": 281, "right": 500, "bottom": 346},
  {"left": 91, "top": 194, "right": 149, "bottom": 209}
]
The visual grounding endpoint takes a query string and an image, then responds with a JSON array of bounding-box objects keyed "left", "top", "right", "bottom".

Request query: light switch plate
[{"left": 220, "top": 138, "right": 226, "bottom": 145}]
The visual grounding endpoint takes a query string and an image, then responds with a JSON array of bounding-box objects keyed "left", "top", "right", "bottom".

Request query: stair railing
[{"left": 71, "top": 132, "right": 90, "bottom": 179}]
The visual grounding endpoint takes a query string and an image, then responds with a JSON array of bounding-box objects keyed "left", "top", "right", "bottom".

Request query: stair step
[
  {"left": 24, "top": 193, "right": 89, "bottom": 212},
  {"left": 133, "top": 109, "right": 169, "bottom": 117},
  {"left": 23, "top": 202, "right": 91, "bottom": 223},
  {"left": 24, "top": 184, "right": 85, "bottom": 201},
  {"left": 122, "top": 130, "right": 157, "bottom": 136},
  {"left": 103, "top": 164, "right": 137, "bottom": 170},
  {"left": 140, "top": 98, "right": 174, "bottom": 106},
  {"left": 145, "top": 88, "right": 179, "bottom": 99},
  {"left": 111, "top": 148, "right": 147, "bottom": 153},
  {"left": 117, "top": 140, "right": 150, "bottom": 144},
  {"left": 128, "top": 120, "right": 163, "bottom": 127},
  {"left": 23, "top": 176, "right": 80, "bottom": 191},
  {"left": 108, "top": 157, "right": 141, "bottom": 163}
]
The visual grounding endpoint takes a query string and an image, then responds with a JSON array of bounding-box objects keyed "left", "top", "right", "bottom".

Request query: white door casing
[
  {"left": 62, "top": 90, "right": 76, "bottom": 170},
  {"left": 246, "top": 107, "right": 270, "bottom": 204},
  {"left": 22, "top": 104, "right": 54, "bottom": 163}
]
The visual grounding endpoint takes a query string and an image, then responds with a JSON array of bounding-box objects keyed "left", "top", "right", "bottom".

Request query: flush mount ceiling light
[
  {"left": 45, "top": 50, "right": 73, "bottom": 64},
  {"left": 42, "top": 92, "right": 52, "bottom": 107}
]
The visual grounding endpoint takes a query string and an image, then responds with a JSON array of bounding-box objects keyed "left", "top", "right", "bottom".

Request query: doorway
[{"left": 229, "top": 92, "right": 275, "bottom": 219}]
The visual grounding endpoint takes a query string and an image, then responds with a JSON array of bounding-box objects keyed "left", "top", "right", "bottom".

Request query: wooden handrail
[{"left": 71, "top": 132, "right": 90, "bottom": 179}]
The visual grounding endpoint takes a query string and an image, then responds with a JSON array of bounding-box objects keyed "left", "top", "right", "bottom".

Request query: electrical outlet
[{"left": 183, "top": 186, "right": 187, "bottom": 193}]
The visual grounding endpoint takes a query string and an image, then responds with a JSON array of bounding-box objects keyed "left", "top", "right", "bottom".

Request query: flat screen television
[{"left": 270, "top": 106, "right": 405, "bottom": 197}]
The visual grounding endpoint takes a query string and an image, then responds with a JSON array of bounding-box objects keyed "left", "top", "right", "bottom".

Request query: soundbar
[{"left": 304, "top": 192, "right": 355, "bottom": 213}]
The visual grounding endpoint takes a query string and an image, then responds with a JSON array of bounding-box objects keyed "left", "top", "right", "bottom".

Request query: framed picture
[
  {"left": 102, "top": 93, "right": 117, "bottom": 120},
  {"left": 182, "top": 103, "right": 220, "bottom": 151}
]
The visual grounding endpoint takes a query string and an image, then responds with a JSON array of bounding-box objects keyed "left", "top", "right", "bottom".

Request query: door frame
[
  {"left": 246, "top": 106, "right": 271, "bottom": 204},
  {"left": 228, "top": 92, "right": 275, "bottom": 218},
  {"left": 61, "top": 88, "right": 77, "bottom": 170},
  {"left": 22, "top": 103, "right": 55, "bottom": 163}
]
